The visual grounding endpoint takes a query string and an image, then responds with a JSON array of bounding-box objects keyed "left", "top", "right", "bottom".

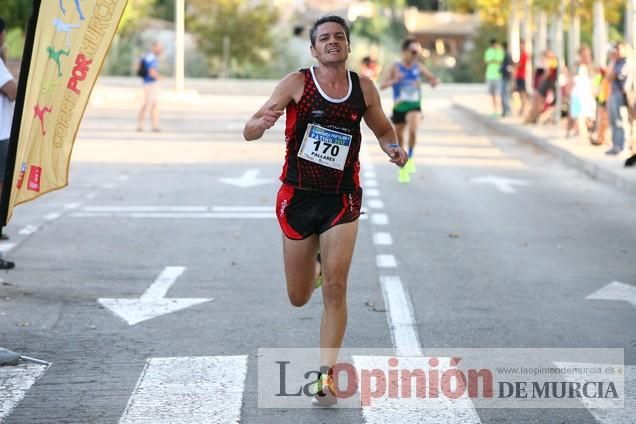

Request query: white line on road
[
  {"left": 0, "top": 243, "right": 16, "bottom": 253},
  {"left": 373, "top": 232, "right": 393, "bottom": 246},
  {"left": 365, "top": 180, "right": 378, "bottom": 188},
  {"left": 371, "top": 214, "right": 388, "bottom": 225},
  {"left": 364, "top": 171, "right": 377, "bottom": 179},
  {"left": 44, "top": 212, "right": 61, "bottom": 221},
  {"left": 586, "top": 281, "right": 636, "bottom": 308},
  {"left": 84, "top": 206, "right": 209, "bottom": 212},
  {"left": 0, "top": 363, "right": 48, "bottom": 421},
  {"left": 101, "top": 183, "right": 116, "bottom": 190},
  {"left": 554, "top": 362, "right": 634, "bottom": 424},
  {"left": 367, "top": 199, "right": 385, "bottom": 209},
  {"left": 366, "top": 188, "right": 380, "bottom": 197},
  {"left": 469, "top": 175, "right": 529, "bottom": 194},
  {"left": 380, "top": 276, "right": 422, "bottom": 357},
  {"left": 211, "top": 206, "right": 272, "bottom": 212},
  {"left": 64, "top": 202, "right": 81, "bottom": 210},
  {"left": 71, "top": 212, "right": 276, "bottom": 219},
  {"left": 353, "top": 355, "right": 482, "bottom": 424},
  {"left": 119, "top": 356, "right": 248, "bottom": 424},
  {"left": 85, "top": 192, "right": 97, "bottom": 200},
  {"left": 376, "top": 254, "right": 397, "bottom": 268},
  {"left": 18, "top": 225, "right": 39, "bottom": 236}
]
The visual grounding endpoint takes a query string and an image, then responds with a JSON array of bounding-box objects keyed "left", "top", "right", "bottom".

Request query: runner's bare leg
[
  {"left": 318, "top": 220, "right": 358, "bottom": 369},
  {"left": 406, "top": 111, "right": 421, "bottom": 153},
  {"left": 283, "top": 234, "right": 320, "bottom": 307}
]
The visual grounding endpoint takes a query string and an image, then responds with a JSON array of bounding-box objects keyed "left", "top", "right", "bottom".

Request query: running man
[
  {"left": 380, "top": 38, "right": 439, "bottom": 183},
  {"left": 243, "top": 15, "right": 407, "bottom": 406}
]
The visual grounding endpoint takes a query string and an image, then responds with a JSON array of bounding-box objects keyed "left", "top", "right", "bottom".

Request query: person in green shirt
[{"left": 484, "top": 38, "right": 504, "bottom": 116}]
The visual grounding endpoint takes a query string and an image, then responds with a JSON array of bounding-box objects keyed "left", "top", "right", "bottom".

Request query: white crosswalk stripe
[
  {"left": 0, "top": 363, "right": 48, "bottom": 421},
  {"left": 554, "top": 362, "right": 635, "bottom": 424},
  {"left": 119, "top": 356, "right": 248, "bottom": 424}
]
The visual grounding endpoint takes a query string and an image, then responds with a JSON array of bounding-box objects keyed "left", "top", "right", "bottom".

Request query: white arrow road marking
[
  {"left": 469, "top": 176, "right": 529, "bottom": 194},
  {"left": 554, "top": 362, "right": 634, "bottom": 424},
  {"left": 99, "top": 267, "right": 212, "bottom": 326},
  {"left": 119, "top": 356, "right": 247, "bottom": 424},
  {"left": 219, "top": 169, "right": 272, "bottom": 188},
  {"left": 353, "top": 356, "right": 482, "bottom": 424},
  {"left": 586, "top": 282, "right": 636, "bottom": 308},
  {"left": 0, "top": 363, "right": 49, "bottom": 420}
]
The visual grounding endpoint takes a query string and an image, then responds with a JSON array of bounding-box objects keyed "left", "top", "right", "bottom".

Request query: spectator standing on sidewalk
[
  {"left": 514, "top": 39, "right": 529, "bottom": 116},
  {"left": 590, "top": 65, "right": 611, "bottom": 146},
  {"left": 0, "top": 17, "right": 16, "bottom": 269},
  {"left": 484, "top": 38, "right": 504, "bottom": 116},
  {"left": 137, "top": 41, "right": 163, "bottom": 132},
  {"left": 500, "top": 42, "right": 513, "bottom": 117},
  {"left": 606, "top": 42, "right": 632, "bottom": 156},
  {"left": 566, "top": 45, "right": 596, "bottom": 140}
]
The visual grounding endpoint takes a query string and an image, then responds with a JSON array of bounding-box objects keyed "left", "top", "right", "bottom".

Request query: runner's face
[{"left": 311, "top": 22, "right": 350, "bottom": 64}]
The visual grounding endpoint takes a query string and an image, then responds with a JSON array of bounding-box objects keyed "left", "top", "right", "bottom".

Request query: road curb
[{"left": 453, "top": 103, "right": 636, "bottom": 197}]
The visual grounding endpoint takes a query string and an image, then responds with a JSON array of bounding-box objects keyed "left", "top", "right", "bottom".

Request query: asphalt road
[{"left": 0, "top": 86, "right": 634, "bottom": 423}]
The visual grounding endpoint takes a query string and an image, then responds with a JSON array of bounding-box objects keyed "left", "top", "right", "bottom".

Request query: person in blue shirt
[
  {"left": 381, "top": 38, "right": 439, "bottom": 183},
  {"left": 607, "top": 42, "right": 632, "bottom": 155},
  {"left": 137, "top": 41, "right": 163, "bottom": 132}
]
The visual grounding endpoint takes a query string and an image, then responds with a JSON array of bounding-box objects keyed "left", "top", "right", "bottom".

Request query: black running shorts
[
  {"left": 276, "top": 184, "right": 363, "bottom": 240},
  {"left": 391, "top": 107, "right": 421, "bottom": 125}
]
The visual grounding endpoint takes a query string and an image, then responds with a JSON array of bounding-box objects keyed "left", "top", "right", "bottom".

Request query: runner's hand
[
  {"left": 258, "top": 101, "right": 284, "bottom": 131},
  {"left": 385, "top": 144, "right": 408, "bottom": 167}
]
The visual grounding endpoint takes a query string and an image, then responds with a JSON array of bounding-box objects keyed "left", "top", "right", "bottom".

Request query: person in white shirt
[{"left": 0, "top": 17, "right": 16, "bottom": 269}]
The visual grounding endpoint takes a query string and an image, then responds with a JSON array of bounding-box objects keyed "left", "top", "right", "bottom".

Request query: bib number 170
[{"left": 313, "top": 140, "right": 340, "bottom": 157}]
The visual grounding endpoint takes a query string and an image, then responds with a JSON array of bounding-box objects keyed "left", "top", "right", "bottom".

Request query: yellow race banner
[{"left": 1, "top": 0, "right": 128, "bottom": 224}]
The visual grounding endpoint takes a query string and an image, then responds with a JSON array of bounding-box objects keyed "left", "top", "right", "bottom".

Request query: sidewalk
[{"left": 453, "top": 95, "right": 636, "bottom": 197}]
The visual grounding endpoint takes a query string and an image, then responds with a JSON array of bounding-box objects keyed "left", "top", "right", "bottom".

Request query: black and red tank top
[{"left": 280, "top": 66, "right": 367, "bottom": 193}]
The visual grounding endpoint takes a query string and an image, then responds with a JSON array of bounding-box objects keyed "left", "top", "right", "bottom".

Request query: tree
[{"left": 186, "top": 0, "right": 278, "bottom": 77}]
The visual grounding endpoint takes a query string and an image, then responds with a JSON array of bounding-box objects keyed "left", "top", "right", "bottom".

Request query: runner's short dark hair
[
  {"left": 0, "top": 18, "right": 5, "bottom": 33},
  {"left": 309, "top": 16, "right": 350, "bottom": 47},
  {"left": 402, "top": 38, "right": 418, "bottom": 51}
]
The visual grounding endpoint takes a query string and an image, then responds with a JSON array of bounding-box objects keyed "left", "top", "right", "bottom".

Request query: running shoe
[
  {"left": 405, "top": 158, "right": 416, "bottom": 174},
  {"left": 398, "top": 167, "right": 410, "bottom": 183},
  {"left": 311, "top": 374, "right": 338, "bottom": 407}
]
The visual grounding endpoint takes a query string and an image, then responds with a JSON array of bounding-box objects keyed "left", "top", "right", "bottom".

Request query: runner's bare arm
[
  {"left": 243, "top": 72, "right": 303, "bottom": 141},
  {"left": 379, "top": 64, "right": 401, "bottom": 90},
  {"left": 360, "top": 77, "right": 408, "bottom": 167},
  {"left": 419, "top": 63, "right": 439, "bottom": 87}
]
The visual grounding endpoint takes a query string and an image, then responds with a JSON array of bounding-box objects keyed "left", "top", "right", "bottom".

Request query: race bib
[
  {"left": 298, "top": 124, "right": 352, "bottom": 171},
  {"left": 398, "top": 84, "right": 420, "bottom": 103}
]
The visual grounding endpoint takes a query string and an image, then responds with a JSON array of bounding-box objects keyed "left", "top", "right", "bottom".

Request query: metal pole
[{"left": 175, "top": 0, "right": 185, "bottom": 93}]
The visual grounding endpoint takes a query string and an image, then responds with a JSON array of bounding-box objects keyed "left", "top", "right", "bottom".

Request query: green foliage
[
  {"left": 450, "top": 22, "right": 507, "bottom": 82},
  {"left": 5, "top": 28, "right": 24, "bottom": 60},
  {"left": 186, "top": 0, "right": 278, "bottom": 77},
  {"left": 352, "top": 16, "right": 392, "bottom": 44}
]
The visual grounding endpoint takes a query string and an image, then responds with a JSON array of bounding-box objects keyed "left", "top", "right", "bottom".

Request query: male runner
[
  {"left": 380, "top": 38, "right": 439, "bottom": 183},
  {"left": 243, "top": 15, "right": 407, "bottom": 406}
]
